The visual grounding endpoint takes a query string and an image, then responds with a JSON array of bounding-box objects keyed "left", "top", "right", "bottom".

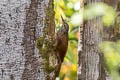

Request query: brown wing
[{"left": 56, "top": 32, "right": 68, "bottom": 62}]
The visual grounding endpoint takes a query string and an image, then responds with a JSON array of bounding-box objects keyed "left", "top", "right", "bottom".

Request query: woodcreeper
[
  {"left": 55, "top": 16, "right": 69, "bottom": 77},
  {"left": 56, "top": 16, "right": 69, "bottom": 63}
]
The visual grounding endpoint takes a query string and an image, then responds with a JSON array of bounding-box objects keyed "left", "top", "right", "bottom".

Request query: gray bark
[
  {"left": 78, "top": 18, "right": 106, "bottom": 80},
  {"left": 78, "top": 0, "right": 120, "bottom": 80},
  {"left": 78, "top": 0, "right": 107, "bottom": 80},
  {"left": 0, "top": 0, "right": 55, "bottom": 80}
]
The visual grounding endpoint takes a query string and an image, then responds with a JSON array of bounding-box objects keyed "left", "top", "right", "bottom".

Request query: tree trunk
[
  {"left": 78, "top": 0, "right": 107, "bottom": 80},
  {"left": 0, "top": 0, "right": 56, "bottom": 80},
  {"left": 78, "top": 0, "right": 120, "bottom": 80}
]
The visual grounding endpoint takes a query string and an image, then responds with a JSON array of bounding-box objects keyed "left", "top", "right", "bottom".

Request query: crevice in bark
[
  {"left": 22, "top": 0, "right": 41, "bottom": 80},
  {"left": 79, "top": 17, "right": 107, "bottom": 80}
]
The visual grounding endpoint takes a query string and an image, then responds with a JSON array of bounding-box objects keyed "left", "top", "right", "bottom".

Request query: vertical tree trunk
[
  {"left": 78, "top": 0, "right": 107, "bottom": 80},
  {"left": 78, "top": 0, "right": 120, "bottom": 80},
  {"left": 0, "top": 0, "right": 56, "bottom": 80}
]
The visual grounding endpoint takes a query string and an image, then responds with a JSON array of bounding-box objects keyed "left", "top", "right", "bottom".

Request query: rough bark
[
  {"left": 78, "top": 0, "right": 120, "bottom": 80},
  {"left": 78, "top": 0, "right": 107, "bottom": 80},
  {"left": 0, "top": 0, "right": 56, "bottom": 80}
]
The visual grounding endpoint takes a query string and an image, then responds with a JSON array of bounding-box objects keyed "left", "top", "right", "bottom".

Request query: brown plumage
[
  {"left": 56, "top": 16, "right": 69, "bottom": 62},
  {"left": 55, "top": 16, "right": 69, "bottom": 78}
]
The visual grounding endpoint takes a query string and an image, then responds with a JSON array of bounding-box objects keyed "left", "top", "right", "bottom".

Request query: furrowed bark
[
  {"left": 78, "top": 0, "right": 107, "bottom": 80},
  {"left": 0, "top": 0, "right": 57, "bottom": 80}
]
